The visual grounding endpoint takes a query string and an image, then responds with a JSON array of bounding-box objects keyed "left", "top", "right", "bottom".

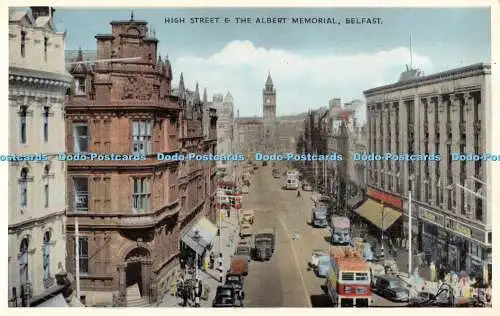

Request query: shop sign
[
  {"left": 418, "top": 207, "right": 445, "bottom": 227},
  {"left": 367, "top": 188, "right": 403, "bottom": 209},
  {"left": 453, "top": 222, "right": 472, "bottom": 238}
]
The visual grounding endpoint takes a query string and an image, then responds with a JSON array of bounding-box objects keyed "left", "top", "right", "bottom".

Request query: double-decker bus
[{"left": 325, "top": 246, "right": 372, "bottom": 307}]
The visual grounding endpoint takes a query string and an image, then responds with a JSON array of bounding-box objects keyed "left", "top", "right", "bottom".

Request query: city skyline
[{"left": 48, "top": 7, "right": 492, "bottom": 120}]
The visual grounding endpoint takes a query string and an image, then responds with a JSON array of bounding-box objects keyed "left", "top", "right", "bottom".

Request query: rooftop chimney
[{"left": 30, "top": 6, "right": 55, "bottom": 20}]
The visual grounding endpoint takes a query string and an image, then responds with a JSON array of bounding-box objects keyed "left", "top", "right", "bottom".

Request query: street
[{"left": 243, "top": 166, "right": 405, "bottom": 307}]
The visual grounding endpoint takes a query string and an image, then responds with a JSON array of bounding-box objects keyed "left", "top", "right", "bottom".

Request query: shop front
[
  {"left": 418, "top": 206, "right": 446, "bottom": 265},
  {"left": 180, "top": 217, "right": 218, "bottom": 271},
  {"left": 444, "top": 217, "right": 491, "bottom": 282},
  {"left": 354, "top": 188, "right": 403, "bottom": 237}
]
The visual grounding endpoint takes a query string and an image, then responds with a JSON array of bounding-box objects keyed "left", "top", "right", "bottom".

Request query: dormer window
[{"left": 75, "top": 77, "right": 86, "bottom": 95}]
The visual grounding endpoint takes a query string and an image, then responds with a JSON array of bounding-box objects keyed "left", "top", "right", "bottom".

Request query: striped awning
[
  {"left": 181, "top": 217, "right": 218, "bottom": 255},
  {"left": 354, "top": 199, "right": 401, "bottom": 231}
]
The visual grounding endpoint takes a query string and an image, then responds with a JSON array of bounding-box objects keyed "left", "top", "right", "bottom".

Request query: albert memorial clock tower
[{"left": 263, "top": 73, "right": 277, "bottom": 152}]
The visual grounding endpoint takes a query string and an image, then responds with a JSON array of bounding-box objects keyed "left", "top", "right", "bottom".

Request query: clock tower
[
  {"left": 263, "top": 72, "right": 276, "bottom": 120},
  {"left": 262, "top": 73, "right": 277, "bottom": 153}
]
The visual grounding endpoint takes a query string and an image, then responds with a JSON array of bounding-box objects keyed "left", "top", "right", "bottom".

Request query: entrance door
[{"left": 126, "top": 261, "right": 143, "bottom": 296}]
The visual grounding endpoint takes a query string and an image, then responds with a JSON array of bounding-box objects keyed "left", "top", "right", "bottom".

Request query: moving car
[
  {"left": 314, "top": 255, "right": 330, "bottom": 278},
  {"left": 374, "top": 275, "right": 410, "bottom": 302},
  {"left": 253, "top": 229, "right": 276, "bottom": 261},
  {"left": 240, "top": 210, "right": 255, "bottom": 225},
  {"left": 308, "top": 249, "right": 328, "bottom": 269},
  {"left": 212, "top": 286, "right": 239, "bottom": 307},
  {"left": 311, "top": 207, "right": 328, "bottom": 228}
]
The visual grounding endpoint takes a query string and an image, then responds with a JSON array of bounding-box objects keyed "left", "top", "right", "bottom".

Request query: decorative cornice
[{"left": 9, "top": 74, "right": 71, "bottom": 89}]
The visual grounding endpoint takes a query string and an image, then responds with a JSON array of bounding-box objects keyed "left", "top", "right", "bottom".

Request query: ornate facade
[
  {"left": 64, "top": 16, "right": 217, "bottom": 307},
  {"left": 364, "top": 63, "right": 491, "bottom": 282},
  {"left": 8, "top": 7, "right": 72, "bottom": 305}
]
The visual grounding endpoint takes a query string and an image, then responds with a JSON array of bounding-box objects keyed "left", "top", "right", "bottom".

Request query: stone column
[
  {"left": 141, "top": 260, "right": 153, "bottom": 303},
  {"left": 117, "top": 263, "right": 127, "bottom": 307}
]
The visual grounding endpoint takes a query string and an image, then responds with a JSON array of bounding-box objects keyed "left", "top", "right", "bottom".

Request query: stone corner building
[
  {"left": 65, "top": 16, "right": 217, "bottom": 307},
  {"left": 8, "top": 6, "right": 72, "bottom": 305}
]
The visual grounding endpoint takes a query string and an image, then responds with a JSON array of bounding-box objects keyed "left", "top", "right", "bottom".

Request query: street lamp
[
  {"left": 192, "top": 230, "right": 201, "bottom": 279},
  {"left": 380, "top": 202, "right": 385, "bottom": 262}
]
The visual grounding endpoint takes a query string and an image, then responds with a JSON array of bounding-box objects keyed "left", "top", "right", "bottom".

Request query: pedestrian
[
  {"left": 297, "top": 189, "right": 301, "bottom": 197},
  {"left": 194, "top": 276, "right": 202, "bottom": 307},
  {"left": 238, "top": 289, "right": 245, "bottom": 307},
  {"left": 209, "top": 252, "right": 215, "bottom": 270},
  {"left": 181, "top": 281, "right": 189, "bottom": 307},
  {"left": 226, "top": 206, "right": 231, "bottom": 218}
]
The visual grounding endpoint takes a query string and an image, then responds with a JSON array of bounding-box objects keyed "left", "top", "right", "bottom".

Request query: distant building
[
  {"left": 8, "top": 6, "right": 72, "bottom": 305},
  {"left": 237, "top": 73, "right": 306, "bottom": 161},
  {"left": 212, "top": 92, "right": 236, "bottom": 180}
]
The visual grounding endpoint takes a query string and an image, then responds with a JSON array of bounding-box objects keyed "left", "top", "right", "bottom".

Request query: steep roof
[{"left": 265, "top": 73, "right": 273, "bottom": 87}]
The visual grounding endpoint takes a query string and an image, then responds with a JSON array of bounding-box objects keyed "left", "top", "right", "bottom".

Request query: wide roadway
[{"left": 241, "top": 165, "right": 401, "bottom": 307}]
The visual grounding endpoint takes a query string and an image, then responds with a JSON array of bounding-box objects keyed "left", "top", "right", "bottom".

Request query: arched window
[
  {"left": 20, "top": 168, "right": 28, "bottom": 208},
  {"left": 43, "top": 231, "right": 51, "bottom": 282},
  {"left": 19, "top": 238, "right": 29, "bottom": 286},
  {"left": 20, "top": 106, "right": 27, "bottom": 144}
]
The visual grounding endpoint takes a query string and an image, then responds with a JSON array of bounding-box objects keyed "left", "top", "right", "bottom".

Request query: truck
[
  {"left": 252, "top": 228, "right": 276, "bottom": 261},
  {"left": 311, "top": 207, "right": 329, "bottom": 228},
  {"left": 330, "top": 216, "right": 351, "bottom": 245},
  {"left": 325, "top": 246, "right": 373, "bottom": 307},
  {"left": 286, "top": 170, "right": 299, "bottom": 190}
]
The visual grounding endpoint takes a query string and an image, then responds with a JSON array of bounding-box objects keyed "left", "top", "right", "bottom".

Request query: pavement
[{"left": 157, "top": 208, "right": 240, "bottom": 307}]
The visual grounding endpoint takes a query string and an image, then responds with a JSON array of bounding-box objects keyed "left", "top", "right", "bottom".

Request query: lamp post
[
  {"left": 381, "top": 202, "right": 385, "bottom": 262},
  {"left": 192, "top": 230, "right": 201, "bottom": 279}
]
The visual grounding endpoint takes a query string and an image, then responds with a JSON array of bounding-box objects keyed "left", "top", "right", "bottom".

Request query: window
[
  {"left": 20, "top": 168, "right": 28, "bottom": 208},
  {"left": 20, "top": 106, "right": 27, "bottom": 144},
  {"left": 75, "top": 78, "right": 86, "bottom": 95},
  {"left": 78, "top": 237, "right": 89, "bottom": 275},
  {"left": 43, "top": 231, "right": 51, "bottom": 281},
  {"left": 342, "top": 272, "right": 355, "bottom": 281},
  {"left": 72, "top": 178, "right": 89, "bottom": 212},
  {"left": 21, "top": 31, "right": 26, "bottom": 57},
  {"left": 43, "top": 107, "right": 49, "bottom": 142},
  {"left": 72, "top": 123, "right": 89, "bottom": 153},
  {"left": 132, "top": 121, "right": 153, "bottom": 154},
  {"left": 44, "top": 184, "right": 49, "bottom": 208},
  {"left": 19, "top": 238, "right": 29, "bottom": 286},
  {"left": 44, "top": 36, "right": 48, "bottom": 61},
  {"left": 132, "top": 177, "right": 150, "bottom": 212},
  {"left": 355, "top": 273, "right": 369, "bottom": 281}
]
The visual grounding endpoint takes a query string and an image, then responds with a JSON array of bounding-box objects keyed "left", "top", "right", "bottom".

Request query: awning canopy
[
  {"left": 37, "top": 293, "right": 69, "bottom": 307},
  {"left": 354, "top": 199, "right": 402, "bottom": 231},
  {"left": 181, "top": 217, "right": 218, "bottom": 255}
]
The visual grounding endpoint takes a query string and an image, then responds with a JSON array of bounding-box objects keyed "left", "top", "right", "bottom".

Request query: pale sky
[{"left": 48, "top": 7, "right": 491, "bottom": 122}]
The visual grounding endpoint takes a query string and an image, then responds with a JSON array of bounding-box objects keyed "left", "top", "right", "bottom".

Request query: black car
[
  {"left": 225, "top": 273, "right": 244, "bottom": 292},
  {"left": 212, "top": 286, "right": 239, "bottom": 307},
  {"left": 374, "top": 276, "right": 410, "bottom": 302}
]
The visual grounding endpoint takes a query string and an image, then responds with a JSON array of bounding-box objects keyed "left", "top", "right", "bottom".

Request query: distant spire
[
  {"left": 179, "top": 72, "right": 185, "bottom": 91},
  {"left": 203, "top": 88, "right": 208, "bottom": 103},
  {"left": 130, "top": 10, "right": 134, "bottom": 21},
  {"left": 77, "top": 47, "right": 83, "bottom": 61},
  {"left": 265, "top": 72, "right": 273, "bottom": 87}
]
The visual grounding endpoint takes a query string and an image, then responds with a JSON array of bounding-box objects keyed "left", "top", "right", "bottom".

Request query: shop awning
[
  {"left": 181, "top": 217, "right": 218, "bottom": 255},
  {"left": 354, "top": 199, "right": 402, "bottom": 231},
  {"left": 37, "top": 293, "right": 69, "bottom": 307}
]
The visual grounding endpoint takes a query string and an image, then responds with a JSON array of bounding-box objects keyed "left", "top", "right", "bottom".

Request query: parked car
[
  {"left": 235, "top": 245, "right": 252, "bottom": 262},
  {"left": 302, "top": 183, "right": 312, "bottom": 191},
  {"left": 409, "top": 291, "right": 436, "bottom": 305},
  {"left": 240, "top": 210, "right": 255, "bottom": 225},
  {"left": 308, "top": 249, "right": 328, "bottom": 269},
  {"left": 314, "top": 255, "right": 330, "bottom": 277},
  {"left": 375, "top": 276, "right": 410, "bottom": 302},
  {"left": 230, "top": 255, "right": 249, "bottom": 276},
  {"left": 212, "top": 286, "right": 239, "bottom": 307},
  {"left": 225, "top": 273, "right": 244, "bottom": 293},
  {"left": 239, "top": 224, "right": 253, "bottom": 238}
]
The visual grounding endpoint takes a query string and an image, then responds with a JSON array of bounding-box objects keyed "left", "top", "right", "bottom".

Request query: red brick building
[{"left": 65, "top": 17, "right": 217, "bottom": 306}]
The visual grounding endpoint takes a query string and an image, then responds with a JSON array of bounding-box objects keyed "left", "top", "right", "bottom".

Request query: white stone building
[
  {"left": 8, "top": 7, "right": 72, "bottom": 304},
  {"left": 363, "top": 64, "right": 491, "bottom": 282},
  {"left": 212, "top": 92, "right": 236, "bottom": 181}
]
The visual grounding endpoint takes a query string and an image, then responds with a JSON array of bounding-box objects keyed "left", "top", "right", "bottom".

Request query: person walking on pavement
[
  {"left": 194, "top": 276, "right": 202, "bottom": 307},
  {"left": 297, "top": 189, "right": 301, "bottom": 198},
  {"left": 216, "top": 253, "right": 224, "bottom": 282},
  {"left": 238, "top": 289, "right": 245, "bottom": 307},
  {"left": 209, "top": 252, "right": 215, "bottom": 270}
]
